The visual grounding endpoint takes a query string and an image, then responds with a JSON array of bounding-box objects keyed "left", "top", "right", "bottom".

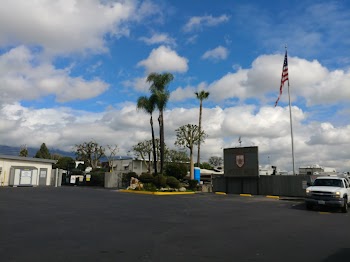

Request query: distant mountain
[{"left": 0, "top": 145, "right": 75, "bottom": 158}]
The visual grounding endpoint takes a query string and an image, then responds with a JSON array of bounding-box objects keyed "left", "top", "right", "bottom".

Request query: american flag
[{"left": 275, "top": 50, "right": 289, "bottom": 107}]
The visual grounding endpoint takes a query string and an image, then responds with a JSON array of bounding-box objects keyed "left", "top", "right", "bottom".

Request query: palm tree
[
  {"left": 147, "top": 72, "right": 174, "bottom": 174},
  {"left": 195, "top": 90, "right": 210, "bottom": 167},
  {"left": 136, "top": 95, "right": 158, "bottom": 176}
]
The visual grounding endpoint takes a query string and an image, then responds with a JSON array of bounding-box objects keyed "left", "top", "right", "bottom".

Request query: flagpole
[{"left": 286, "top": 46, "right": 296, "bottom": 175}]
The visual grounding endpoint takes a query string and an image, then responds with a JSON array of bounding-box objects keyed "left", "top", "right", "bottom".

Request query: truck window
[{"left": 313, "top": 179, "right": 343, "bottom": 187}]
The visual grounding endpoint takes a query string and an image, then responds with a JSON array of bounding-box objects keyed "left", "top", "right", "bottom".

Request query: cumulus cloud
[
  {"left": 137, "top": 45, "right": 188, "bottom": 73},
  {"left": 202, "top": 46, "right": 229, "bottom": 61},
  {"left": 203, "top": 53, "right": 350, "bottom": 106},
  {"left": 139, "top": 33, "right": 176, "bottom": 46},
  {"left": 1, "top": 101, "right": 350, "bottom": 171},
  {"left": 0, "top": 46, "right": 108, "bottom": 103},
  {"left": 170, "top": 82, "right": 208, "bottom": 102},
  {"left": 0, "top": 0, "right": 154, "bottom": 55},
  {"left": 122, "top": 76, "right": 149, "bottom": 92},
  {"left": 183, "top": 14, "right": 230, "bottom": 32},
  {"left": 170, "top": 86, "right": 196, "bottom": 102}
]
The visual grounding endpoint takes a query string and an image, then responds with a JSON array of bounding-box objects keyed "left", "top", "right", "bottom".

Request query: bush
[
  {"left": 188, "top": 179, "right": 198, "bottom": 191},
  {"left": 89, "top": 172, "right": 105, "bottom": 187},
  {"left": 139, "top": 173, "right": 154, "bottom": 184},
  {"left": 143, "top": 183, "right": 157, "bottom": 192},
  {"left": 122, "top": 172, "right": 137, "bottom": 183},
  {"left": 166, "top": 176, "right": 180, "bottom": 189},
  {"left": 164, "top": 163, "right": 188, "bottom": 180},
  {"left": 121, "top": 172, "right": 138, "bottom": 188},
  {"left": 153, "top": 175, "right": 167, "bottom": 188}
]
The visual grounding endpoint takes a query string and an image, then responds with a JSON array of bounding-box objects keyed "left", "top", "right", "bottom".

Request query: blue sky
[{"left": 0, "top": 0, "right": 350, "bottom": 172}]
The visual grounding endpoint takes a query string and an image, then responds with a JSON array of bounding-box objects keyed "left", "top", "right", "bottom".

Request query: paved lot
[{"left": 1, "top": 186, "right": 350, "bottom": 262}]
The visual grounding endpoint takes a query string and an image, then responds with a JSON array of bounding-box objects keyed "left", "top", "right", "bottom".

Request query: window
[{"left": 313, "top": 179, "right": 343, "bottom": 187}]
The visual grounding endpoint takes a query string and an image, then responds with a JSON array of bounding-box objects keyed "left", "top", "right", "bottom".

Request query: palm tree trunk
[
  {"left": 197, "top": 100, "right": 203, "bottom": 167},
  {"left": 159, "top": 111, "right": 164, "bottom": 174},
  {"left": 150, "top": 116, "right": 157, "bottom": 176}
]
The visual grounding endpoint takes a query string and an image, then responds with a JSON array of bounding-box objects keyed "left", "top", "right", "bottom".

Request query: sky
[{"left": 0, "top": 0, "right": 350, "bottom": 173}]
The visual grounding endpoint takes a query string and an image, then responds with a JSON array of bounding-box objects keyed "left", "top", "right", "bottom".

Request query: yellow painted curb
[
  {"left": 118, "top": 190, "right": 195, "bottom": 195},
  {"left": 266, "top": 195, "right": 280, "bottom": 199},
  {"left": 215, "top": 192, "right": 227, "bottom": 195},
  {"left": 240, "top": 194, "right": 253, "bottom": 197},
  {"left": 153, "top": 192, "right": 195, "bottom": 195},
  {"left": 119, "top": 190, "right": 154, "bottom": 195},
  {"left": 318, "top": 212, "right": 331, "bottom": 215}
]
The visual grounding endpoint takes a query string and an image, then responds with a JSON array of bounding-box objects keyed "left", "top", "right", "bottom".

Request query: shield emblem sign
[{"left": 236, "top": 155, "right": 244, "bottom": 168}]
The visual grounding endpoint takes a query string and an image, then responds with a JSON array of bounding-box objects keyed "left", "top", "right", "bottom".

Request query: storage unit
[{"left": 0, "top": 154, "right": 56, "bottom": 187}]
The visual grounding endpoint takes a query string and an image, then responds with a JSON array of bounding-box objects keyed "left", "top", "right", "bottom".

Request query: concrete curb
[
  {"left": 266, "top": 195, "right": 280, "bottom": 199},
  {"left": 215, "top": 192, "right": 227, "bottom": 195},
  {"left": 240, "top": 194, "right": 253, "bottom": 197},
  {"left": 118, "top": 189, "right": 195, "bottom": 195}
]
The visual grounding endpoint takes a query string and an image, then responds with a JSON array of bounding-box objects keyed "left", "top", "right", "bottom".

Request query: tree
[
  {"left": 133, "top": 140, "right": 153, "bottom": 173},
  {"left": 19, "top": 145, "right": 28, "bottom": 157},
  {"left": 74, "top": 141, "right": 105, "bottom": 169},
  {"left": 137, "top": 95, "right": 158, "bottom": 176},
  {"left": 174, "top": 124, "right": 207, "bottom": 180},
  {"left": 51, "top": 153, "right": 61, "bottom": 160},
  {"left": 208, "top": 156, "right": 223, "bottom": 167},
  {"left": 105, "top": 144, "right": 119, "bottom": 172},
  {"left": 35, "top": 143, "right": 51, "bottom": 159},
  {"left": 53, "top": 156, "right": 76, "bottom": 170},
  {"left": 165, "top": 149, "right": 190, "bottom": 164},
  {"left": 195, "top": 90, "right": 210, "bottom": 167},
  {"left": 147, "top": 72, "right": 174, "bottom": 174}
]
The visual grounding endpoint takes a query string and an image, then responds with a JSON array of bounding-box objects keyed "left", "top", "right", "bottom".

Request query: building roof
[{"left": 0, "top": 154, "right": 56, "bottom": 164}]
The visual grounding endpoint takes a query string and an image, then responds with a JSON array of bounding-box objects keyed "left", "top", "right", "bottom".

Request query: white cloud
[
  {"left": 137, "top": 45, "right": 188, "bottom": 73},
  {"left": 122, "top": 76, "right": 149, "bottom": 92},
  {"left": 183, "top": 14, "right": 230, "bottom": 32},
  {"left": 170, "top": 82, "right": 208, "bottom": 102},
  {"left": 170, "top": 86, "right": 196, "bottom": 102},
  {"left": 139, "top": 33, "right": 176, "bottom": 46},
  {"left": 202, "top": 46, "right": 229, "bottom": 61},
  {"left": 204, "top": 53, "right": 350, "bottom": 106},
  {"left": 208, "top": 69, "right": 248, "bottom": 102},
  {"left": 0, "top": 46, "right": 108, "bottom": 103},
  {"left": 1, "top": 102, "right": 350, "bottom": 171},
  {"left": 0, "top": 0, "right": 142, "bottom": 54}
]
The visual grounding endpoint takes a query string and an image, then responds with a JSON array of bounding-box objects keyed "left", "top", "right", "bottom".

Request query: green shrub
[
  {"left": 139, "top": 173, "right": 154, "bottom": 183},
  {"left": 164, "top": 163, "right": 188, "bottom": 180},
  {"left": 143, "top": 183, "right": 157, "bottom": 192},
  {"left": 122, "top": 172, "right": 137, "bottom": 183},
  {"left": 188, "top": 179, "right": 198, "bottom": 190},
  {"left": 89, "top": 172, "right": 105, "bottom": 187},
  {"left": 153, "top": 175, "right": 167, "bottom": 188},
  {"left": 166, "top": 176, "right": 180, "bottom": 189}
]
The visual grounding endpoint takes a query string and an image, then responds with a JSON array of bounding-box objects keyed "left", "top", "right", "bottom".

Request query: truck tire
[{"left": 341, "top": 197, "right": 348, "bottom": 213}]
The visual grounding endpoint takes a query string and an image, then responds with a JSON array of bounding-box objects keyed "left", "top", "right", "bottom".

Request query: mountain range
[{"left": 0, "top": 145, "right": 75, "bottom": 158}]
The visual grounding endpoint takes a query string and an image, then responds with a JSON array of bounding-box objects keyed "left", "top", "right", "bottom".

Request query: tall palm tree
[
  {"left": 195, "top": 90, "right": 210, "bottom": 167},
  {"left": 147, "top": 72, "right": 174, "bottom": 174},
  {"left": 136, "top": 95, "right": 158, "bottom": 176}
]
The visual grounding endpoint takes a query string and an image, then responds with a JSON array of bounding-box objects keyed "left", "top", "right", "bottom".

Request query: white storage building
[{"left": 0, "top": 154, "right": 56, "bottom": 187}]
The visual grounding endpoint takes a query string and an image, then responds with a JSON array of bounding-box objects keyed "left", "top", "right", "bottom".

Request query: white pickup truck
[{"left": 305, "top": 175, "right": 350, "bottom": 213}]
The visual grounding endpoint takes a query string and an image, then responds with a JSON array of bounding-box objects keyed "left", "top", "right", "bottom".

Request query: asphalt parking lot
[{"left": 1, "top": 186, "right": 350, "bottom": 262}]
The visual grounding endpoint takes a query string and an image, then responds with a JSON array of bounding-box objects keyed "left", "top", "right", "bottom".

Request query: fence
[{"left": 213, "top": 175, "right": 312, "bottom": 197}]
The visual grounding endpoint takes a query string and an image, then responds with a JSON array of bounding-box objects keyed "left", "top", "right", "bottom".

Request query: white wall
[{"left": 0, "top": 158, "right": 53, "bottom": 186}]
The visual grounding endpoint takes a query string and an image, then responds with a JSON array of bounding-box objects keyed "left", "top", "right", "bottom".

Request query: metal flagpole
[{"left": 286, "top": 46, "right": 296, "bottom": 175}]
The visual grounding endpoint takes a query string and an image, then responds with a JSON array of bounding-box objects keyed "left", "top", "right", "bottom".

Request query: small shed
[{"left": 0, "top": 154, "right": 56, "bottom": 187}]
